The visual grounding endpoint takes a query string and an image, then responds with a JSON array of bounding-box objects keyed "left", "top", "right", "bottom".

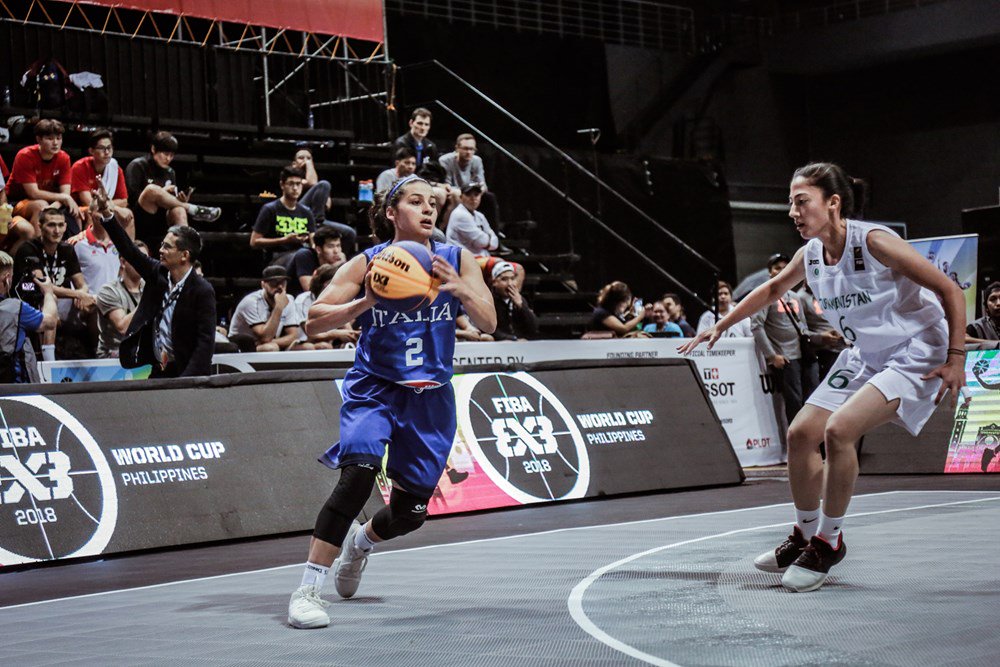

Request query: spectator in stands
[
  {"left": 661, "top": 293, "right": 695, "bottom": 337},
  {"left": 643, "top": 300, "right": 683, "bottom": 336},
  {"left": 293, "top": 263, "right": 357, "bottom": 350},
  {"left": 393, "top": 107, "right": 439, "bottom": 169},
  {"left": 440, "top": 133, "right": 501, "bottom": 226},
  {"left": 95, "top": 240, "right": 148, "bottom": 359},
  {"left": 0, "top": 249, "right": 57, "bottom": 383},
  {"left": 697, "top": 281, "right": 751, "bottom": 337},
  {"left": 5, "top": 119, "right": 82, "bottom": 247},
  {"left": 91, "top": 185, "right": 217, "bottom": 377},
  {"left": 967, "top": 281, "right": 1000, "bottom": 346},
  {"left": 14, "top": 208, "right": 95, "bottom": 361},
  {"left": 250, "top": 166, "right": 315, "bottom": 262},
  {"left": 456, "top": 313, "right": 494, "bottom": 342},
  {"left": 446, "top": 183, "right": 497, "bottom": 255},
  {"left": 376, "top": 147, "right": 417, "bottom": 193},
  {"left": 125, "top": 131, "right": 220, "bottom": 247},
  {"left": 751, "top": 252, "right": 820, "bottom": 424},
  {"left": 489, "top": 261, "right": 538, "bottom": 341},
  {"left": 288, "top": 225, "right": 344, "bottom": 296},
  {"left": 73, "top": 216, "right": 122, "bottom": 315},
  {"left": 71, "top": 129, "right": 134, "bottom": 237},
  {"left": 588, "top": 280, "right": 644, "bottom": 337},
  {"left": 228, "top": 265, "right": 304, "bottom": 352},
  {"left": 291, "top": 147, "right": 357, "bottom": 256}
]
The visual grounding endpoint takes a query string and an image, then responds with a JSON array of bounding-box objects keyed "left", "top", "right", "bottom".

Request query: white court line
[
  {"left": 0, "top": 490, "right": 983, "bottom": 612},
  {"left": 567, "top": 495, "right": 1000, "bottom": 667}
]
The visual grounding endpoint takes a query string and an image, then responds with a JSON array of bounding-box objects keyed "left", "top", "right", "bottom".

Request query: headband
[{"left": 387, "top": 174, "right": 428, "bottom": 201}]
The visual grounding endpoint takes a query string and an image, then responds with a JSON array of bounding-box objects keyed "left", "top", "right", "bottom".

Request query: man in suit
[{"left": 90, "top": 185, "right": 216, "bottom": 378}]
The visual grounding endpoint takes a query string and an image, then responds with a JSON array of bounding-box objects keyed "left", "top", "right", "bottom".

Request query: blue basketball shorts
[{"left": 319, "top": 368, "right": 457, "bottom": 498}]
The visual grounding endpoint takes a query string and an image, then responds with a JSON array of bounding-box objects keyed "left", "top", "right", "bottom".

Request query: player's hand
[
  {"left": 923, "top": 355, "right": 967, "bottom": 407},
  {"left": 361, "top": 261, "right": 378, "bottom": 307},
  {"left": 433, "top": 255, "right": 468, "bottom": 299},
  {"left": 678, "top": 325, "right": 721, "bottom": 355}
]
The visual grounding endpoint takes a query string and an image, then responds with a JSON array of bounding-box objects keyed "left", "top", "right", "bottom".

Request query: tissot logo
[
  {"left": 456, "top": 372, "right": 589, "bottom": 504},
  {"left": 0, "top": 396, "right": 118, "bottom": 565}
]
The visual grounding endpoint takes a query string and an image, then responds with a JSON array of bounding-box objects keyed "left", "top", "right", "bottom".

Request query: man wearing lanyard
[{"left": 90, "top": 185, "right": 216, "bottom": 378}]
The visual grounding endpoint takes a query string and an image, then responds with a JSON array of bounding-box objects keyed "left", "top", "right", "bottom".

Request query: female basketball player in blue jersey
[
  {"left": 682, "top": 162, "right": 967, "bottom": 593},
  {"left": 287, "top": 175, "right": 496, "bottom": 628}
]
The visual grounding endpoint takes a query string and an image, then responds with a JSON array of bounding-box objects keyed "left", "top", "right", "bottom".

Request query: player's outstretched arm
[
  {"left": 434, "top": 249, "right": 497, "bottom": 334},
  {"left": 679, "top": 248, "right": 807, "bottom": 355},
  {"left": 306, "top": 254, "right": 375, "bottom": 336},
  {"left": 867, "top": 230, "right": 967, "bottom": 406}
]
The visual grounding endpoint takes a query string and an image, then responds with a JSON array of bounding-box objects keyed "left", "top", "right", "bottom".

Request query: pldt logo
[
  {"left": 456, "top": 372, "right": 589, "bottom": 504},
  {"left": 0, "top": 396, "right": 118, "bottom": 566}
]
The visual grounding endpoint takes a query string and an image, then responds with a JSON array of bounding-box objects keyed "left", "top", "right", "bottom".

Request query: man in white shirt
[{"left": 445, "top": 183, "right": 497, "bottom": 257}]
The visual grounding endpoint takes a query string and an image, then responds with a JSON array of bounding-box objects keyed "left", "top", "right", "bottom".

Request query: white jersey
[{"left": 804, "top": 219, "right": 943, "bottom": 353}]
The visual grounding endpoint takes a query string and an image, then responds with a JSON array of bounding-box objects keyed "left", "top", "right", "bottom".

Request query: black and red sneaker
[
  {"left": 781, "top": 534, "right": 847, "bottom": 592},
  {"left": 753, "top": 525, "right": 810, "bottom": 573}
]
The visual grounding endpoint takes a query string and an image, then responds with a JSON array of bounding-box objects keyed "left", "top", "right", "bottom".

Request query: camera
[{"left": 13, "top": 256, "right": 45, "bottom": 309}]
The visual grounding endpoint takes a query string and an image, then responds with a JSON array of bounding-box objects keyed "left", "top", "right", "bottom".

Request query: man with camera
[{"left": 0, "top": 249, "right": 57, "bottom": 383}]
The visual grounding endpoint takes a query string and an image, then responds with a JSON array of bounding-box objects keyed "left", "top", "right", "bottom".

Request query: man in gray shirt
[
  {"left": 439, "top": 134, "right": 501, "bottom": 226},
  {"left": 751, "top": 253, "right": 820, "bottom": 424},
  {"left": 95, "top": 240, "right": 147, "bottom": 358}
]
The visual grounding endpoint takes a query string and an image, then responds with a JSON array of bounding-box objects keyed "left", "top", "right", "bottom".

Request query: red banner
[{"left": 73, "top": 0, "right": 384, "bottom": 43}]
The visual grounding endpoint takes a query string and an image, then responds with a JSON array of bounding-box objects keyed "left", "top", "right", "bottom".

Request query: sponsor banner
[
  {"left": 910, "top": 234, "right": 978, "bottom": 324},
  {"left": 945, "top": 350, "right": 1000, "bottom": 473},
  {"left": 41, "top": 339, "right": 785, "bottom": 466}
]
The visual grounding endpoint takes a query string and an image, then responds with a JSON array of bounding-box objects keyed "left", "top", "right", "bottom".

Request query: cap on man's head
[
  {"left": 767, "top": 252, "right": 790, "bottom": 269},
  {"left": 491, "top": 261, "right": 515, "bottom": 281},
  {"left": 461, "top": 182, "right": 484, "bottom": 195},
  {"left": 262, "top": 266, "right": 288, "bottom": 282}
]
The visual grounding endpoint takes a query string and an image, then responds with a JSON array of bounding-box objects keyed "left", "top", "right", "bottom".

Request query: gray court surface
[{"left": 2, "top": 490, "right": 998, "bottom": 666}]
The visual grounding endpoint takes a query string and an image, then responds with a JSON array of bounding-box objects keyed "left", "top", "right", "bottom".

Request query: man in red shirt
[
  {"left": 71, "top": 129, "right": 135, "bottom": 238},
  {"left": 5, "top": 119, "right": 83, "bottom": 250}
]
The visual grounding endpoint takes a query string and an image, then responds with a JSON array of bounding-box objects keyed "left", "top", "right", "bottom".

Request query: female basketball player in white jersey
[{"left": 681, "top": 162, "right": 967, "bottom": 592}]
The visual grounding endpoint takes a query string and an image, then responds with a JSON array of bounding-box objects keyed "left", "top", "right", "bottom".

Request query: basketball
[{"left": 369, "top": 240, "right": 440, "bottom": 312}]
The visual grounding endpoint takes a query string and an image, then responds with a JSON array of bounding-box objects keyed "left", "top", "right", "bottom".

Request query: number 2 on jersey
[{"left": 405, "top": 337, "right": 424, "bottom": 367}]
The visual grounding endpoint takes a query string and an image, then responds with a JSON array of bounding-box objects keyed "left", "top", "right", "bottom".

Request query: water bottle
[
  {"left": 307, "top": 109, "right": 315, "bottom": 130},
  {"left": 358, "top": 179, "right": 374, "bottom": 203},
  {"left": 2, "top": 86, "right": 10, "bottom": 107}
]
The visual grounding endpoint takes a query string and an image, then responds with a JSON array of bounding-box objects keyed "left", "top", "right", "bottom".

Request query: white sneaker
[
  {"left": 333, "top": 522, "right": 369, "bottom": 598},
  {"left": 287, "top": 584, "right": 330, "bottom": 629}
]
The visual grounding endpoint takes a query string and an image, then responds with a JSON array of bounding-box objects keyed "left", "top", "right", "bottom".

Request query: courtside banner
[
  {"left": 945, "top": 349, "right": 1000, "bottom": 473},
  {"left": 42, "top": 339, "right": 784, "bottom": 466},
  {"left": 418, "top": 362, "right": 743, "bottom": 516},
  {"left": 0, "top": 372, "right": 353, "bottom": 567}
]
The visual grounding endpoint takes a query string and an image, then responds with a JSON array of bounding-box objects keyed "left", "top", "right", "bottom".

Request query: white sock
[
  {"left": 300, "top": 561, "right": 328, "bottom": 589},
  {"left": 41, "top": 344, "right": 56, "bottom": 362},
  {"left": 794, "top": 506, "right": 820, "bottom": 539},
  {"left": 186, "top": 203, "right": 198, "bottom": 215},
  {"left": 354, "top": 524, "right": 378, "bottom": 553},
  {"left": 817, "top": 511, "right": 845, "bottom": 545}
]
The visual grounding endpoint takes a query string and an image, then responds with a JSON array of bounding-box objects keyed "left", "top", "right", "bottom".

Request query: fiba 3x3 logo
[
  {"left": 456, "top": 372, "right": 590, "bottom": 504},
  {"left": 0, "top": 396, "right": 118, "bottom": 566}
]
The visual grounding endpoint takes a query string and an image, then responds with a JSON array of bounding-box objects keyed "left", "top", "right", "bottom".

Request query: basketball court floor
[{"left": 2, "top": 474, "right": 998, "bottom": 666}]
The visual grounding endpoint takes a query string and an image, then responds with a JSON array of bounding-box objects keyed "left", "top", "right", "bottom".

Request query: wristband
[{"left": 947, "top": 348, "right": 965, "bottom": 356}]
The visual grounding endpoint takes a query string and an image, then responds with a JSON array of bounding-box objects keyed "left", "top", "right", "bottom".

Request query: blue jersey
[{"left": 354, "top": 240, "right": 462, "bottom": 388}]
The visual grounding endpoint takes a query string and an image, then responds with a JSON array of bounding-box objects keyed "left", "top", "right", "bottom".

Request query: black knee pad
[
  {"left": 371, "top": 487, "right": 430, "bottom": 540},
  {"left": 313, "top": 464, "right": 378, "bottom": 546}
]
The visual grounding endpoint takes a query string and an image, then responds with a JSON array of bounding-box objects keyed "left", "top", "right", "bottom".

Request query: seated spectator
[
  {"left": 5, "top": 119, "right": 82, "bottom": 248},
  {"left": 588, "top": 280, "right": 644, "bottom": 337},
  {"left": 125, "top": 131, "right": 220, "bottom": 247},
  {"left": 393, "top": 107, "right": 439, "bottom": 169},
  {"left": 250, "top": 166, "right": 314, "bottom": 263},
  {"left": 662, "top": 292, "right": 696, "bottom": 337},
  {"left": 228, "top": 265, "right": 303, "bottom": 352},
  {"left": 288, "top": 225, "right": 344, "bottom": 296},
  {"left": 967, "top": 281, "right": 1000, "bottom": 345},
  {"left": 74, "top": 217, "right": 122, "bottom": 313},
  {"left": 293, "top": 263, "right": 357, "bottom": 350},
  {"left": 290, "top": 147, "right": 356, "bottom": 256},
  {"left": 446, "top": 183, "right": 497, "bottom": 256},
  {"left": 643, "top": 300, "right": 683, "bottom": 337},
  {"left": 696, "top": 281, "right": 751, "bottom": 337},
  {"left": 440, "top": 133, "right": 501, "bottom": 226},
  {"left": 1, "top": 249, "right": 58, "bottom": 382},
  {"left": 376, "top": 147, "right": 417, "bottom": 193},
  {"left": 95, "top": 240, "right": 148, "bottom": 358},
  {"left": 489, "top": 261, "right": 538, "bottom": 341},
  {"left": 71, "top": 129, "right": 134, "bottom": 238},
  {"left": 14, "top": 208, "right": 96, "bottom": 361},
  {"left": 456, "top": 312, "right": 493, "bottom": 341}
]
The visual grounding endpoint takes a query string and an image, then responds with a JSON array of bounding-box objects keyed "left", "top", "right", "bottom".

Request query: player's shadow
[
  {"left": 176, "top": 594, "right": 386, "bottom": 625},
  {"left": 601, "top": 569, "right": 722, "bottom": 583}
]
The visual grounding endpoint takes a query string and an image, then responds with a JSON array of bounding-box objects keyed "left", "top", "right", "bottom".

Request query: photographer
[{"left": 0, "top": 250, "right": 57, "bottom": 383}]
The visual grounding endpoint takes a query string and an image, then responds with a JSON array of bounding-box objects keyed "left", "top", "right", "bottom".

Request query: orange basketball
[{"left": 369, "top": 241, "right": 440, "bottom": 312}]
